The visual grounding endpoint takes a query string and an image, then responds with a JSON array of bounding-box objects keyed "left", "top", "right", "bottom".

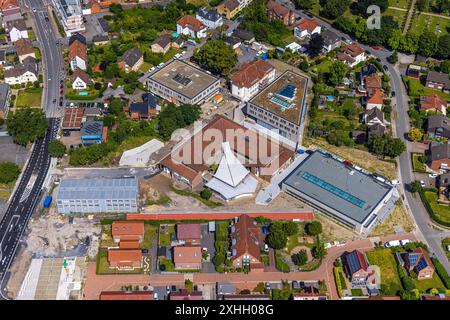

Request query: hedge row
[
  {"left": 334, "top": 267, "right": 344, "bottom": 298},
  {"left": 431, "top": 257, "right": 450, "bottom": 289},
  {"left": 418, "top": 188, "right": 450, "bottom": 228}
]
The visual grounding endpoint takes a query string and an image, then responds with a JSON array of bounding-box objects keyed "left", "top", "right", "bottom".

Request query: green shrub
[{"left": 431, "top": 257, "right": 450, "bottom": 289}]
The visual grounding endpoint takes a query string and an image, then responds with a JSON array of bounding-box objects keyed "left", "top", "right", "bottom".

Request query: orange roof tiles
[
  {"left": 295, "top": 18, "right": 318, "bottom": 32},
  {"left": 230, "top": 214, "right": 262, "bottom": 263},
  {"left": 111, "top": 221, "right": 144, "bottom": 237},
  {"left": 69, "top": 40, "right": 87, "bottom": 61},
  {"left": 364, "top": 74, "right": 382, "bottom": 90},
  {"left": 231, "top": 59, "right": 274, "bottom": 88},
  {"left": 100, "top": 291, "right": 153, "bottom": 300},
  {"left": 119, "top": 240, "right": 140, "bottom": 249},
  {"left": 177, "top": 15, "right": 205, "bottom": 32},
  {"left": 173, "top": 246, "right": 202, "bottom": 264},
  {"left": 367, "top": 89, "right": 383, "bottom": 105},
  {"left": 421, "top": 94, "right": 447, "bottom": 111},
  {"left": 107, "top": 249, "right": 142, "bottom": 263}
]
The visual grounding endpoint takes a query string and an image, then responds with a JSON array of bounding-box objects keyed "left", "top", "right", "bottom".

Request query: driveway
[{"left": 201, "top": 224, "right": 216, "bottom": 273}]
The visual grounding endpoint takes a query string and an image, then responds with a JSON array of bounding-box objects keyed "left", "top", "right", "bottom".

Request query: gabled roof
[
  {"left": 230, "top": 214, "right": 261, "bottom": 262},
  {"left": 220, "top": 0, "right": 239, "bottom": 11},
  {"left": 69, "top": 32, "right": 86, "bottom": 46},
  {"left": 111, "top": 221, "right": 144, "bottom": 237},
  {"left": 120, "top": 47, "right": 142, "bottom": 67},
  {"left": 404, "top": 247, "right": 433, "bottom": 272},
  {"left": 214, "top": 142, "right": 249, "bottom": 187},
  {"left": 6, "top": 18, "right": 26, "bottom": 31},
  {"left": 266, "top": 0, "right": 290, "bottom": 17},
  {"left": 0, "top": 0, "right": 19, "bottom": 12},
  {"left": 342, "top": 250, "right": 368, "bottom": 276},
  {"left": 100, "top": 291, "right": 153, "bottom": 300},
  {"left": 367, "top": 89, "right": 384, "bottom": 105},
  {"left": 344, "top": 44, "right": 365, "bottom": 57},
  {"left": 321, "top": 29, "right": 340, "bottom": 46},
  {"left": 152, "top": 36, "right": 171, "bottom": 49},
  {"left": 4, "top": 59, "right": 37, "bottom": 78},
  {"left": 173, "top": 246, "right": 202, "bottom": 264},
  {"left": 365, "top": 106, "right": 384, "bottom": 123},
  {"left": 107, "top": 249, "right": 142, "bottom": 262},
  {"left": 430, "top": 142, "right": 450, "bottom": 161},
  {"left": 427, "top": 114, "right": 450, "bottom": 131},
  {"left": 177, "top": 223, "right": 201, "bottom": 240},
  {"left": 231, "top": 59, "right": 274, "bottom": 88},
  {"left": 69, "top": 40, "right": 87, "bottom": 61},
  {"left": 336, "top": 52, "right": 355, "bottom": 64},
  {"left": 70, "top": 67, "right": 92, "bottom": 85},
  {"left": 364, "top": 74, "right": 382, "bottom": 90},
  {"left": 232, "top": 29, "right": 255, "bottom": 41},
  {"left": 170, "top": 289, "right": 203, "bottom": 300},
  {"left": 294, "top": 18, "right": 318, "bottom": 33},
  {"left": 177, "top": 15, "right": 206, "bottom": 32},
  {"left": 427, "top": 71, "right": 450, "bottom": 86},
  {"left": 421, "top": 94, "right": 447, "bottom": 110},
  {"left": 14, "top": 38, "right": 34, "bottom": 56},
  {"left": 196, "top": 6, "right": 221, "bottom": 22}
]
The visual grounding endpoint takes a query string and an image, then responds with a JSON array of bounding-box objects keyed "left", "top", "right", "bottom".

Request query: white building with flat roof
[{"left": 52, "top": 0, "right": 85, "bottom": 36}]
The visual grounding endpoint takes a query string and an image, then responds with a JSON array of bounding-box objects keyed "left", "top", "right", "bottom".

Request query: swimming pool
[{"left": 79, "top": 91, "right": 89, "bottom": 96}]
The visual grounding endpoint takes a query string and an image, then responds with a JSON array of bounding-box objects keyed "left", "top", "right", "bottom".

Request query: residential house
[
  {"left": 70, "top": 68, "right": 92, "bottom": 90},
  {"left": 100, "top": 291, "right": 153, "bottom": 300},
  {"left": 266, "top": 0, "right": 295, "bottom": 26},
  {"left": 171, "top": 37, "right": 184, "bottom": 49},
  {"left": 170, "top": 289, "right": 203, "bottom": 300},
  {"left": 195, "top": 7, "right": 223, "bottom": 29},
  {"left": 68, "top": 37, "right": 87, "bottom": 71},
  {"left": 4, "top": 57, "right": 38, "bottom": 85},
  {"left": 173, "top": 246, "right": 202, "bottom": 270},
  {"left": 176, "top": 223, "right": 201, "bottom": 245},
  {"left": 321, "top": 29, "right": 340, "bottom": 52},
  {"left": 14, "top": 38, "right": 35, "bottom": 63},
  {"left": 420, "top": 94, "right": 448, "bottom": 115},
  {"left": 0, "top": 83, "right": 11, "bottom": 119},
  {"left": 366, "top": 89, "right": 384, "bottom": 110},
  {"left": 292, "top": 286, "right": 327, "bottom": 300},
  {"left": 217, "top": 0, "right": 240, "bottom": 20},
  {"left": 342, "top": 250, "right": 370, "bottom": 288},
  {"left": 151, "top": 36, "right": 171, "bottom": 54},
  {"left": 107, "top": 249, "right": 142, "bottom": 269},
  {"left": 6, "top": 19, "right": 28, "bottom": 43},
  {"left": 364, "top": 73, "right": 382, "bottom": 96},
  {"left": 364, "top": 107, "right": 385, "bottom": 128},
  {"left": 336, "top": 44, "right": 366, "bottom": 68},
  {"left": 111, "top": 221, "right": 144, "bottom": 244},
  {"left": 92, "top": 34, "right": 109, "bottom": 46},
  {"left": 68, "top": 32, "right": 86, "bottom": 46},
  {"left": 0, "top": 0, "right": 21, "bottom": 17},
  {"left": 52, "top": 0, "right": 85, "bottom": 36},
  {"left": 230, "top": 58, "right": 275, "bottom": 101},
  {"left": 426, "top": 115, "right": 450, "bottom": 140},
  {"left": 223, "top": 294, "right": 270, "bottom": 300},
  {"left": 396, "top": 247, "right": 435, "bottom": 280},
  {"left": 293, "top": 18, "right": 321, "bottom": 39},
  {"left": 217, "top": 282, "right": 236, "bottom": 298},
  {"left": 406, "top": 64, "right": 421, "bottom": 79},
  {"left": 224, "top": 36, "right": 241, "bottom": 49},
  {"left": 230, "top": 214, "right": 264, "bottom": 271},
  {"left": 231, "top": 29, "right": 255, "bottom": 44},
  {"left": 428, "top": 142, "right": 450, "bottom": 170},
  {"left": 128, "top": 93, "right": 159, "bottom": 120},
  {"left": 118, "top": 47, "right": 143, "bottom": 73},
  {"left": 176, "top": 15, "right": 207, "bottom": 39},
  {"left": 426, "top": 71, "right": 450, "bottom": 92},
  {"left": 367, "top": 123, "right": 386, "bottom": 139}
]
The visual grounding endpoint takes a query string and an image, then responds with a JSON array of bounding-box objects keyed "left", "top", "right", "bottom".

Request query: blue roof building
[{"left": 81, "top": 120, "right": 103, "bottom": 146}]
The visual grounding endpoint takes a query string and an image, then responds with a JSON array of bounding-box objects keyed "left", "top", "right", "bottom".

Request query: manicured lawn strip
[
  {"left": 413, "top": 273, "right": 445, "bottom": 292},
  {"left": 333, "top": 267, "right": 345, "bottom": 298},
  {"left": 275, "top": 252, "right": 290, "bottom": 272},
  {"left": 366, "top": 249, "right": 403, "bottom": 295},
  {"left": 96, "top": 249, "right": 143, "bottom": 274},
  {"left": 422, "top": 190, "right": 450, "bottom": 225},
  {"left": 159, "top": 225, "right": 175, "bottom": 246},
  {"left": 411, "top": 153, "right": 427, "bottom": 173},
  {"left": 158, "top": 258, "right": 175, "bottom": 272},
  {"left": 16, "top": 88, "right": 42, "bottom": 108},
  {"left": 402, "top": 77, "right": 450, "bottom": 101},
  {"left": 215, "top": 221, "right": 229, "bottom": 242},
  {"left": 442, "top": 238, "right": 450, "bottom": 259},
  {"left": 140, "top": 224, "right": 157, "bottom": 249}
]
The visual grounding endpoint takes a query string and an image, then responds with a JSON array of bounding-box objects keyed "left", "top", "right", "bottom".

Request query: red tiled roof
[
  {"left": 119, "top": 240, "right": 140, "bottom": 249},
  {"left": 364, "top": 74, "right": 382, "bottom": 90},
  {"left": 107, "top": 249, "right": 142, "bottom": 263},
  {"left": 173, "top": 246, "right": 202, "bottom": 264},
  {"left": 15, "top": 38, "right": 34, "bottom": 56},
  {"left": 267, "top": 0, "right": 290, "bottom": 17},
  {"left": 177, "top": 15, "right": 205, "bottom": 32},
  {"left": 177, "top": 223, "right": 201, "bottom": 240},
  {"left": 0, "top": 0, "right": 19, "bottom": 11},
  {"left": 295, "top": 18, "right": 318, "bottom": 32},
  {"left": 170, "top": 289, "right": 203, "bottom": 300},
  {"left": 69, "top": 40, "right": 87, "bottom": 61},
  {"left": 367, "top": 89, "right": 383, "bottom": 105},
  {"left": 231, "top": 59, "right": 274, "bottom": 88},
  {"left": 230, "top": 214, "right": 262, "bottom": 263},
  {"left": 344, "top": 44, "right": 364, "bottom": 57},
  {"left": 421, "top": 94, "right": 448, "bottom": 111},
  {"left": 111, "top": 221, "right": 144, "bottom": 237},
  {"left": 336, "top": 52, "right": 355, "bottom": 64},
  {"left": 99, "top": 291, "right": 153, "bottom": 300}
]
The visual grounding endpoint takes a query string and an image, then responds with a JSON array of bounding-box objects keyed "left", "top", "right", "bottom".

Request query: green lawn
[
  {"left": 442, "top": 238, "right": 450, "bottom": 259},
  {"left": 139, "top": 61, "right": 152, "bottom": 73},
  {"left": 423, "top": 191, "right": 450, "bottom": 225},
  {"left": 366, "top": 249, "right": 403, "bottom": 295},
  {"left": 96, "top": 249, "right": 143, "bottom": 275},
  {"left": 411, "top": 153, "right": 427, "bottom": 173},
  {"left": 413, "top": 273, "right": 446, "bottom": 292},
  {"left": 171, "top": 186, "right": 222, "bottom": 208},
  {"left": 311, "top": 59, "right": 333, "bottom": 74},
  {"left": 15, "top": 88, "right": 42, "bottom": 108},
  {"left": 159, "top": 224, "right": 175, "bottom": 246},
  {"left": 158, "top": 257, "right": 175, "bottom": 271},
  {"left": 141, "top": 224, "right": 157, "bottom": 249},
  {"left": 403, "top": 77, "right": 450, "bottom": 101},
  {"left": 389, "top": 0, "right": 409, "bottom": 9},
  {"left": 409, "top": 12, "right": 450, "bottom": 36},
  {"left": 215, "top": 221, "right": 229, "bottom": 241},
  {"left": 385, "top": 8, "right": 406, "bottom": 26},
  {"left": 146, "top": 193, "right": 171, "bottom": 206}
]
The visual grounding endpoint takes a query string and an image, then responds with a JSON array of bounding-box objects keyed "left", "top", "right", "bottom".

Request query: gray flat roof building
[
  {"left": 144, "top": 59, "right": 221, "bottom": 105},
  {"left": 56, "top": 178, "right": 138, "bottom": 214},
  {"left": 282, "top": 150, "right": 397, "bottom": 234}
]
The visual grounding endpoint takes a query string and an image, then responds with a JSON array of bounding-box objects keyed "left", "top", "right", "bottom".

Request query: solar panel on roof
[
  {"left": 270, "top": 96, "right": 290, "bottom": 110},
  {"left": 408, "top": 253, "right": 419, "bottom": 266},
  {"left": 416, "top": 258, "right": 428, "bottom": 271},
  {"left": 173, "top": 73, "right": 192, "bottom": 86},
  {"left": 302, "top": 171, "right": 366, "bottom": 208}
]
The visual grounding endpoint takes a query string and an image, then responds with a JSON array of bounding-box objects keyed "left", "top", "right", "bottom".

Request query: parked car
[
  {"left": 153, "top": 293, "right": 158, "bottom": 300},
  {"left": 265, "top": 282, "right": 271, "bottom": 290},
  {"left": 383, "top": 65, "right": 388, "bottom": 71},
  {"left": 391, "top": 179, "right": 400, "bottom": 186},
  {"left": 400, "top": 239, "right": 411, "bottom": 246},
  {"left": 384, "top": 240, "right": 401, "bottom": 248},
  {"left": 264, "top": 244, "right": 269, "bottom": 252},
  {"left": 391, "top": 91, "right": 396, "bottom": 97},
  {"left": 420, "top": 180, "right": 426, "bottom": 187},
  {"left": 429, "top": 173, "right": 438, "bottom": 178},
  {"left": 166, "top": 286, "right": 171, "bottom": 294}
]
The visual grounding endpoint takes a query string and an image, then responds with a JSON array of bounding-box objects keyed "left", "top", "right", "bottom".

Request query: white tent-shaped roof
[
  {"left": 205, "top": 142, "right": 258, "bottom": 201},
  {"left": 214, "top": 142, "right": 249, "bottom": 187}
]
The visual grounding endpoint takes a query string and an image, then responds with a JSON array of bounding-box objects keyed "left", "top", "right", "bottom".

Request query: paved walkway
[
  {"left": 403, "top": 0, "right": 418, "bottom": 35},
  {"left": 83, "top": 233, "right": 415, "bottom": 300}
]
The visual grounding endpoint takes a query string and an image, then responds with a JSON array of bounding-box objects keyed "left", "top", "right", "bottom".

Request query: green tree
[
  {"left": 0, "top": 162, "right": 20, "bottom": 184},
  {"left": 200, "top": 187, "right": 212, "bottom": 200},
  {"left": 367, "top": 134, "right": 405, "bottom": 158},
  {"left": 437, "top": 35, "right": 450, "bottom": 59},
  {"left": 328, "top": 61, "right": 349, "bottom": 86},
  {"left": 308, "top": 33, "right": 324, "bottom": 57},
  {"left": 193, "top": 40, "right": 237, "bottom": 76},
  {"left": 410, "top": 181, "right": 422, "bottom": 193},
  {"left": 312, "top": 240, "right": 327, "bottom": 259},
  {"left": 441, "top": 60, "right": 450, "bottom": 74},
  {"left": 306, "top": 221, "right": 323, "bottom": 236},
  {"left": 282, "top": 221, "right": 299, "bottom": 236},
  {"left": 408, "top": 128, "right": 423, "bottom": 142},
  {"left": 320, "top": 0, "right": 351, "bottom": 19},
  {"left": 6, "top": 107, "right": 48, "bottom": 146},
  {"left": 108, "top": 98, "right": 125, "bottom": 117},
  {"left": 351, "top": 0, "right": 389, "bottom": 16},
  {"left": 418, "top": 31, "right": 439, "bottom": 57},
  {"left": 399, "top": 32, "right": 420, "bottom": 53},
  {"left": 292, "top": 250, "right": 308, "bottom": 266},
  {"left": 213, "top": 253, "right": 225, "bottom": 266},
  {"left": 293, "top": 0, "right": 314, "bottom": 9},
  {"left": 387, "top": 29, "right": 402, "bottom": 50},
  {"left": 48, "top": 140, "right": 66, "bottom": 158}
]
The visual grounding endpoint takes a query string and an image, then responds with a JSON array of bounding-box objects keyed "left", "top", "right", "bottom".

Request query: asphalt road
[
  {"left": 0, "top": 0, "right": 64, "bottom": 299},
  {"left": 280, "top": 1, "right": 450, "bottom": 272}
]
